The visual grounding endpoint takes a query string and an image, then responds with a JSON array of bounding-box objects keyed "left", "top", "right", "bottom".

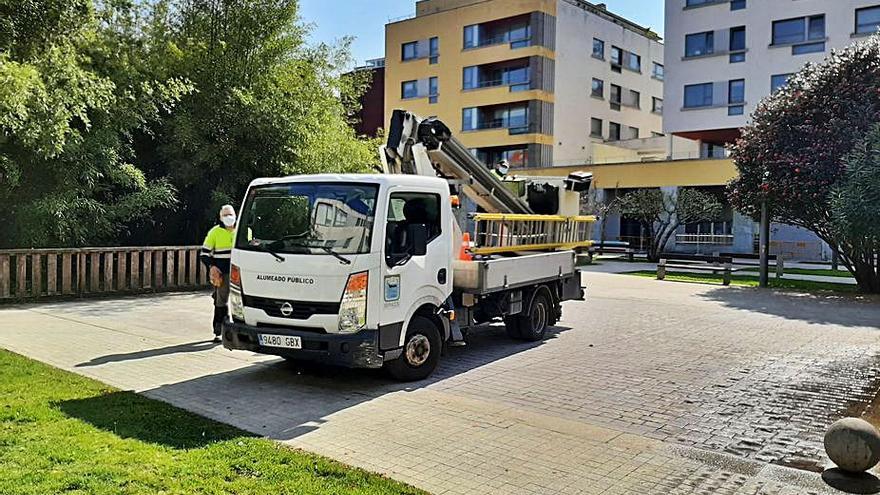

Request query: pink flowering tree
[{"left": 729, "top": 36, "right": 880, "bottom": 292}]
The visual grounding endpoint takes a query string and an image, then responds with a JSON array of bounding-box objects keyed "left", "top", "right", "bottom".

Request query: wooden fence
[{"left": 0, "top": 246, "right": 210, "bottom": 301}]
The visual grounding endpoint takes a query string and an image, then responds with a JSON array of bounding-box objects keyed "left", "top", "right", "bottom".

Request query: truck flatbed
[{"left": 452, "top": 251, "right": 577, "bottom": 294}]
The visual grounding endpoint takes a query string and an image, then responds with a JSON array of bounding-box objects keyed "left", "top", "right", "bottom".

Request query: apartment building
[
  {"left": 350, "top": 58, "right": 386, "bottom": 137},
  {"left": 384, "top": 0, "right": 668, "bottom": 169},
  {"left": 664, "top": 0, "right": 880, "bottom": 152}
]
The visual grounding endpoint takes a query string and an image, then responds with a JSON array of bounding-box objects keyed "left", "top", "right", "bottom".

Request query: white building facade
[
  {"left": 660, "top": 0, "right": 880, "bottom": 260},
  {"left": 664, "top": 0, "right": 880, "bottom": 149},
  {"left": 553, "top": 1, "right": 668, "bottom": 166}
]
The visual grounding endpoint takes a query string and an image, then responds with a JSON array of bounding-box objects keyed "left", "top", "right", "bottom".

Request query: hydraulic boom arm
[{"left": 382, "top": 110, "right": 534, "bottom": 215}]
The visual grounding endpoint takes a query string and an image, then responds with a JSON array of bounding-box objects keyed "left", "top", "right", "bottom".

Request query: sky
[{"left": 299, "top": 0, "right": 665, "bottom": 67}]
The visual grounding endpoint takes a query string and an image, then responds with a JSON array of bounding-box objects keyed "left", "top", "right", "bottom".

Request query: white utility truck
[{"left": 222, "top": 111, "right": 593, "bottom": 380}]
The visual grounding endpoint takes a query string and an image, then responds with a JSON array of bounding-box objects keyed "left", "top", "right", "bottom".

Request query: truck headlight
[
  {"left": 230, "top": 290, "right": 244, "bottom": 320},
  {"left": 338, "top": 271, "right": 368, "bottom": 333}
]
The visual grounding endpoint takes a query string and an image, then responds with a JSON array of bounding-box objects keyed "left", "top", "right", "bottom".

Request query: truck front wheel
[{"left": 386, "top": 316, "right": 441, "bottom": 381}]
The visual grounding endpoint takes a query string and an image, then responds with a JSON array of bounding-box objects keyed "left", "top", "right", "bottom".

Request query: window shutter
[
  {"left": 714, "top": 29, "right": 729, "bottom": 53},
  {"left": 417, "top": 78, "right": 430, "bottom": 97},
  {"left": 416, "top": 39, "right": 430, "bottom": 58},
  {"left": 713, "top": 81, "right": 728, "bottom": 106}
]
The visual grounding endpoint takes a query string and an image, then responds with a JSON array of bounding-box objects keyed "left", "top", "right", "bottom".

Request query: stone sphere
[{"left": 824, "top": 418, "right": 880, "bottom": 473}]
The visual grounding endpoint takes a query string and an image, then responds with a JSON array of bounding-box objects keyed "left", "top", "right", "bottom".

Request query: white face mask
[
  {"left": 221, "top": 214, "right": 236, "bottom": 227},
  {"left": 498, "top": 166, "right": 509, "bottom": 175}
]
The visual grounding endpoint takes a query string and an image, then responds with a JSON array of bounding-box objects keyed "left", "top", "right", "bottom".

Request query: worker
[
  {"left": 201, "top": 204, "right": 237, "bottom": 342},
  {"left": 494, "top": 159, "right": 510, "bottom": 178}
]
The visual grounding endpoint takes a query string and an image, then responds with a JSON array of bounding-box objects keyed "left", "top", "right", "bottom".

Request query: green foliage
[
  {"left": 2, "top": 0, "right": 379, "bottom": 248},
  {"left": 0, "top": 349, "right": 425, "bottom": 494},
  {"left": 0, "top": 0, "right": 190, "bottom": 247},
  {"left": 617, "top": 188, "right": 723, "bottom": 261},
  {"left": 729, "top": 35, "right": 880, "bottom": 292},
  {"left": 831, "top": 124, "right": 880, "bottom": 244}
]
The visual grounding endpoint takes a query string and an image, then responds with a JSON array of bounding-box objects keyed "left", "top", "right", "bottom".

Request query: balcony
[
  {"left": 463, "top": 58, "right": 531, "bottom": 93},
  {"left": 463, "top": 102, "right": 530, "bottom": 135},
  {"left": 464, "top": 14, "right": 533, "bottom": 50}
]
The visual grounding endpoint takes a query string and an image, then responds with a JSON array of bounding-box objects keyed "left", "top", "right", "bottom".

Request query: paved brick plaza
[{"left": 2, "top": 272, "right": 879, "bottom": 494}]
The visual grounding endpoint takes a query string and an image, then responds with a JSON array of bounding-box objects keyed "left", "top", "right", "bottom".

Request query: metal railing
[
  {"left": 675, "top": 234, "right": 735, "bottom": 246},
  {"left": 0, "top": 246, "right": 210, "bottom": 301}
]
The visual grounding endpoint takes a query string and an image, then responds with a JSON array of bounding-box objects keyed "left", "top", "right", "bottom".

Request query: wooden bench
[
  {"left": 717, "top": 252, "right": 784, "bottom": 279},
  {"left": 588, "top": 241, "right": 635, "bottom": 262},
  {"left": 657, "top": 253, "right": 735, "bottom": 286}
]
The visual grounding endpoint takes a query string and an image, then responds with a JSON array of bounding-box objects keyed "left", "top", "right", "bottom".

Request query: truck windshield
[{"left": 236, "top": 182, "right": 379, "bottom": 255}]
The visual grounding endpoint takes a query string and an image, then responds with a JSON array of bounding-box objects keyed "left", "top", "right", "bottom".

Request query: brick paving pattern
[{"left": 2, "top": 272, "right": 879, "bottom": 494}]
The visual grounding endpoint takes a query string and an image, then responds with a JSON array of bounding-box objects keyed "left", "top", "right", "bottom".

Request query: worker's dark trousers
[
  {"left": 213, "top": 306, "right": 228, "bottom": 337},
  {"left": 212, "top": 273, "right": 230, "bottom": 337}
]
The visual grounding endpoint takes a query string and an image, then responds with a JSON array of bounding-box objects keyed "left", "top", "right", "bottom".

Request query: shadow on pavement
[
  {"left": 55, "top": 390, "right": 249, "bottom": 449},
  {"left": 76, "top": 340, "right": 220, "bottom": 367},
  {"left": 135, "top": 323, "right": 570, "bottom": 442},
  {"left": 700, "top": 287, "right": 880, "bottom": 328},
  {"left": 822, "top": 468, "right": 880, "bottom": 494}
]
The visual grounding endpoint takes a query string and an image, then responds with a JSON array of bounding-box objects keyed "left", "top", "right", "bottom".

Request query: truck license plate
[{"left": 258, "top": 334, "right": 302, "bottom": 349}]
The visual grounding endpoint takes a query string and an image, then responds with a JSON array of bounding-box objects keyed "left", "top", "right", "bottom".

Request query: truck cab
[{"left": 222, "top": 174, "right": 455, "bottom": 380}]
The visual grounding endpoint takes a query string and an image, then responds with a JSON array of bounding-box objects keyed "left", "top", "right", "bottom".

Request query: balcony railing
[
  {"left": 465, "top": 36, "right": 532, "bottom": 50},
  {"left": 675, "top": 234, "right": 734, "bottom": 245},
  {"left": 465, "top": 78, "right": 531, "bottom": 91}
]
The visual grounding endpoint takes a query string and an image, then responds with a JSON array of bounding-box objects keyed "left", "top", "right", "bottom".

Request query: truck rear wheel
[
  {"left": 507, "top": 290, "right": 551, "bottom": 342},
  {"left": 386, "top": 316, "right": 441, "bottom": 381}
]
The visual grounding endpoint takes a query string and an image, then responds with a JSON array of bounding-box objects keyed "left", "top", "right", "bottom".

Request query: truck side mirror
[{"left": 408, "top": 224, "right": 428, "bottom": 256}]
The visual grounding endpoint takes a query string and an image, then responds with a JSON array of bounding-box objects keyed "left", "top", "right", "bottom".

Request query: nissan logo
[{"left": 279, "top": 302, "right": 294, "bottom": 317}]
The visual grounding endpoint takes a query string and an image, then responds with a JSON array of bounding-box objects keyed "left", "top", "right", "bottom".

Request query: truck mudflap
[{"left": 221, "top": 320, "right": 384, "bottom": 368}]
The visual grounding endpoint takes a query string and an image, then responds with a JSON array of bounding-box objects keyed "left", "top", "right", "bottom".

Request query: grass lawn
[
  {"left": 625, "top": 270, "right": 859, "bottom": 293},
  {"left": 0, "top": 349, "right": 424, "bottom": 495},
  {"left": 741, "top": 266, "right": 854, "bottom": 278}
]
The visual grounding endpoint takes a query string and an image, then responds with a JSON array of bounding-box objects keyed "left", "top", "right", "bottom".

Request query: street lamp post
[{"left": 759, "top": 200, "right": 770, "bottom": 288}]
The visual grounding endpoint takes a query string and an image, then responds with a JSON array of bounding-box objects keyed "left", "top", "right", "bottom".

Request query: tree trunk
[{"left": 851, "top": 258, "right": 880, "bottom": 293}]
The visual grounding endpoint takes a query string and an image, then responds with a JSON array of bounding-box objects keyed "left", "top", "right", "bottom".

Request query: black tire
[
  {"left": 386, "top": 316, "right": 442, "bottom": 381},
  {"left": 516, "top": 290, "right": 552, "bottom": 342}
]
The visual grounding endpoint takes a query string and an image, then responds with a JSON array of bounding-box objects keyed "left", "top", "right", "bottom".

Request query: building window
[
  {"left": 592, "top": 38, "right": 605, "bottom": 59},
  {"left": 627, "top": 53, "right": 642, "bottom": 72},
  {"left": 627, "top": 126, "right": 639, "bottom": 140},
  {"left": 628, "top": 89, "right": 641, "bottom": 108},
  {"left": 771, "top": 73, "right": 793, "bottom": 92},
  {"left": 728, "top": 79, "right": 744, "bottom": 115},
  {"left": 792, "top": 42, "right": 824, "bottom": 55},
  {"left": 463, "top": 66, "right": 477, "bottom": 90},
  {"left": 463, "top": 25, "right": 478, "bottom": 49},
  {"left": 685, "top": 31, "right": 714, "bottom": 57},
  {"left": 652, "top": 97, "right": 663, "bottom": 114},
  {"left": 590, "top": 118, "right": 603, "bottom": 138},
  {"left": 462, "top": 107, "right": 476, "bottom": 131},
  {"left": 591, "top": 78, "right": 604, "bottom": 98},
  {"left": 730, "top": 0, "right": 746, "bottom": 10},
  {"left": 857, "top": 6, "right": 880, "bottom": 35},
  {"left": 610, "top": 84, "right": 622, "bottom": 110},
  {"left": 772, "top": 15, "right": 825, "bottom": 46},
  {"left": 609, "top": 122, "right": 621, "bottom": 141},
  {"left": 610, "top": 46, "right": 622, "bottom": 66},
  {"left": 652, "top": 62, "right": 664, "bottom": 80},
  {"left": 428, "top": 77, "right": 438, "bottom": 104},
  {"left": 401, "top": 80, "right": 418, "bottom": 99},
  {"left": 429, "top": 37, "right": 439, "bottom": 64},
  {"left": 402, "top": 41, "right": 418, "bottom": 61},
  {"left": 729, "top": 26, "right": 746, "bottom": 63},
  {"left": 684, "top": 83, "right": 713, "bottom": 108}
]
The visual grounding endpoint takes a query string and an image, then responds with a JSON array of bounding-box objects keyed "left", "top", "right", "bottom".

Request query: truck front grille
[{"left": 243, "top": 295, "right": 340, "bottom": 320}]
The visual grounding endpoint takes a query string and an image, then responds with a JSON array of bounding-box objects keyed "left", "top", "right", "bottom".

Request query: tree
[
  {"left": 617, "top": 188, "right": 723, "bottom": 262},
  {"left": 0, "top": 0, "right": 189, "bottom": 248},
  {"left": 137, "top": 0, "right": 379, "bottom": 245},
  {"left": 729, "top": 35, "right": 880, "bottom": 292},
  {"left": 828, "top": 125, "right": 880, "bottom": 292}
]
